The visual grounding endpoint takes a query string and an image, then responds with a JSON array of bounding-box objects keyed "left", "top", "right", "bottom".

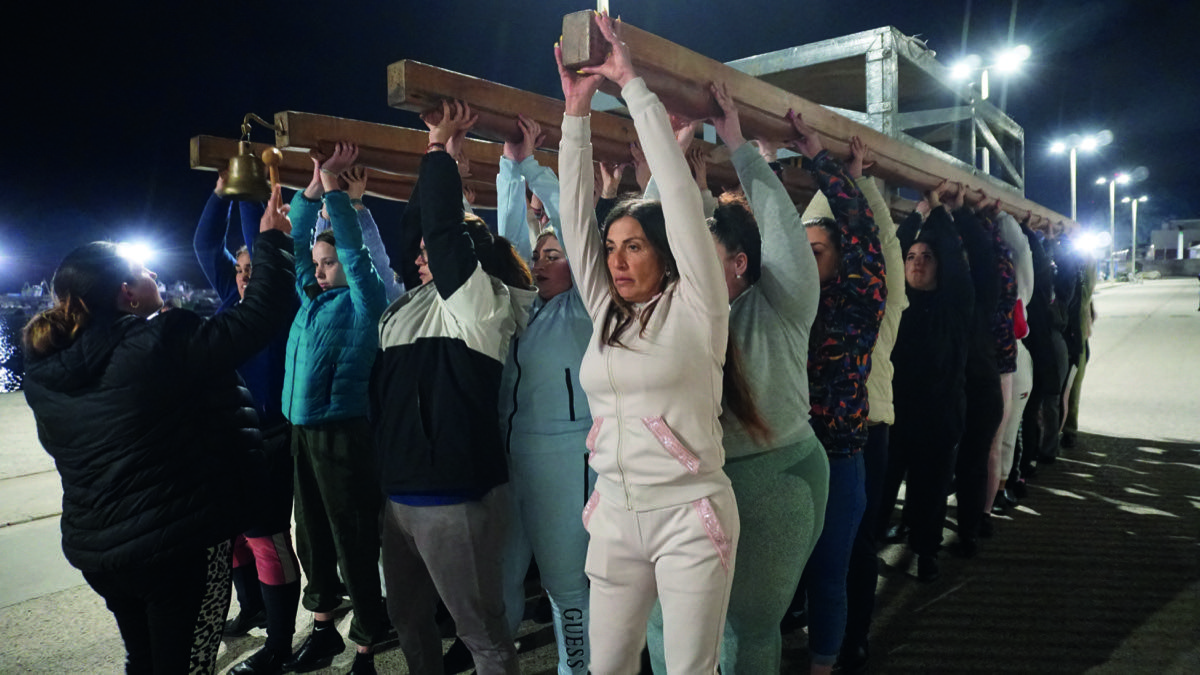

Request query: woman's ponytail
[
  {"left": 22, "top": 241, "right": 135, "bottom": 358},
  {"left": 24, "top": 295, "right": 92, "bottom": 359}
]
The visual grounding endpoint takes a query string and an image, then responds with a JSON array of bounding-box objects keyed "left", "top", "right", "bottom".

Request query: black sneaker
[
  {"left": 835, "top": 643, "right": 869, "bottom": 675},
  {"left": 224, "top": 609, "right": 268, "bottom": 637},
  {"left": 282, "top": 627, "right": 346, "bottom": 673},
  {"left": 346, "top": 651, "right": 377, "bottom": 675},
  {"left": 1060, "top": 432, "right": 1077, "bottom": 449},
  {"left": 230, "top": 645, "right": 289, "bottom": 674},
  {"left": 1001, "top": 487, "right": 1019, "bottom": 509},
  {"left": 1011, "top": 477, "right": 1028, "bottom": 499},
  {"left": 950, "top": 536, "right": 978, "bottom": 559}
]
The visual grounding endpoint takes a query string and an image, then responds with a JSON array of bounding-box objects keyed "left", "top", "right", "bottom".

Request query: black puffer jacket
[{"left": 23, "top": 229, "right": 295, "bottom": 572}]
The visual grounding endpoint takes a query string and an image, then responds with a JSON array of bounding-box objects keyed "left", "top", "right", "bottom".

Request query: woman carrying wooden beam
[{"left": 554, "top": 12, "right": 766, "bottom": 674}]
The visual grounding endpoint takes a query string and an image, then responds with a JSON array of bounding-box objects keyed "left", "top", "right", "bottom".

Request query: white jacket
[{"left": 559, "top": 78, "right": 731, "bottom": 511}]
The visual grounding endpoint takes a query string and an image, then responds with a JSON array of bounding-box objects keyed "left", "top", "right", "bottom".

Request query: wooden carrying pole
[
  {"left": 561, "top": 12, "right": 1072, "bottom": 225},
  {"left": 387, "top": 60, "right": 818, "bottom": 203},
  {"left": 189, "top": 135, "right": 499, "bottom": 208},
  {"left": 273, "top": 111, "right": 558, "bottom": 181}
]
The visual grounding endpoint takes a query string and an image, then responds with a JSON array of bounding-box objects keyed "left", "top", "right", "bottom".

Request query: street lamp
[
  {"left": 950, "top": 45, "right": 1031, "bottom": 101},
  {"left": 1050, "top": 132, "right": 1112, "bottom": 221},
  {"left": 1121, "top": 195, "right": 1148, "bottom": 274},
  {"left": 1096, "top": 173, "right": 1130, "bottom": 279},
  {"left": 952, "top": 45, "right": 1030, "bottom": 175}
]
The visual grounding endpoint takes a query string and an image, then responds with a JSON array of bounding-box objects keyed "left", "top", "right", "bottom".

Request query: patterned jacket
[
  {"left": 984, "top": 213, "right": 1018, "bottom": 374},
  {"left": 805, "top": 151, "right": 887, "bottom": 456}
]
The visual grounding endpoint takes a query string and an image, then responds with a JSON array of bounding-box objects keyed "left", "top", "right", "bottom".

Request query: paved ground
[{"left": 1, "top": 277, "right": 1197, "bottom": 673}]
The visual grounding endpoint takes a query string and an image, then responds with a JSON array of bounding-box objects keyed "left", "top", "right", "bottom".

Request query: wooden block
[
  {"left": 562, "top": 17, "right": 1072, "bottom": 225},
  {"left": 560, "top": 10, "right": 607, "bottom": 70}
]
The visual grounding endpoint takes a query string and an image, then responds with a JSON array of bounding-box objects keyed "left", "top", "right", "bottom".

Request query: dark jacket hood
[{"left": 25, "top": 314, "right": 139, "bottom": 393}]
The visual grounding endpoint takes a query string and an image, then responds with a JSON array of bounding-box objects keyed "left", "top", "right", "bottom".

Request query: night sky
[{"left": 3, "top": 0, "right": 1196, "bottom": 292}]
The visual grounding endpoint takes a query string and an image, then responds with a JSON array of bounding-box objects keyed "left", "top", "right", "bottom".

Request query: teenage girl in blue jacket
[{"left": 283, "top": 143, "right": 390, "bottom": 674}]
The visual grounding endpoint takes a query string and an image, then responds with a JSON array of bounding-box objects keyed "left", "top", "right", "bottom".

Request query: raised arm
[
  {"left": 184, "top": 184, "right": 297, "bottom": 374},
  {"left": 554, "top": 32, "right": 614, "bottom": 319},
  {"left": 511, "top": 114, "right": 563, "bottom": 233},
  {"left": 994, "top": 209, "right": 1033, "bottom": 307},
  {"left": 847, "top": 136, "right": 906, "bottom": 324},
  {"left": 789, "top": 113, "right": 885, "bottom": 311},
  {"left": 238, "top": 200, "right": 265, "bottom": 254},
  {"left": 953, "top": 203, "right": 1000, "bottom": 316},
  {"left": 710, "top": 81, "right": 817, "bottom": 322},
  {"left": 317, "top": 143, "right": 388, "bottom": 318},
  {"left": 599, "top": 42, "right": 724, "bottom": 312},
  {"left": 497, "top": 155, "right": 533, "bottom": 262},
  {"left": 420, "top": 100, "right": 487, "bottom": 301},
  {"left": 925, "top": 205, "right": 973, "bottom": 312},
  {"left": 344, "top": 166, "right": 404, "bottom": 302},
  {"left": 193, "top": 175, "right": 240, "bottom": 305},
  {"left": 499, "top": 113, "right": 556, "bottom": 262}
]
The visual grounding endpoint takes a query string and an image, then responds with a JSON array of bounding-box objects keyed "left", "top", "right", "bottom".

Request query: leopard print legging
[{"left": 189, "top": 539, "right": 233, "bottom": 674}]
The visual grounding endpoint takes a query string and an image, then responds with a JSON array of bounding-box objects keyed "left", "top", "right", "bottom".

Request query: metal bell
[{"left": 220, "top": 140, "right": 271, "bottom": 202}]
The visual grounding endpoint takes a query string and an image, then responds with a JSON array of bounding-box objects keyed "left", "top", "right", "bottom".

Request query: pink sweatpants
[{"left": 230, "top": 532, "right": 301, "bottom": 586}]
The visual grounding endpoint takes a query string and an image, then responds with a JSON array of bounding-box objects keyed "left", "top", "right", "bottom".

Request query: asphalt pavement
[{"left": 1, "top": 277, "right": 1196, "bottom": 674}]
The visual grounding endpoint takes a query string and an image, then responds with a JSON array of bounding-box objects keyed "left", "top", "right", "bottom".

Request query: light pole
[
  {"left": 1096, "top": 173, "right": 1130, "bottom": 279},
  {"left": 1121, "top": 195, "right": 1148, "bottom": 275},
  {"left": 952, "top": 45, "right": 1032, "bottom": 100},
  {"left": 951, "top": 45, "right": 1030, "bottom": 174},
  {"left": 1050, "top": 132, "right": 1110, "bottom": 221}
]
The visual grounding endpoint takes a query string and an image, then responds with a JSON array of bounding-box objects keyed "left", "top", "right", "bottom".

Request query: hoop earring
[{"left": 130, "top": 299, "right": 140, "bottom": 310}]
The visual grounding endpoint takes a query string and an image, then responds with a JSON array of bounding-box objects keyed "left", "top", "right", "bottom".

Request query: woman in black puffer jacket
[{"left": 22, "top": 185, "right": 295, "bottom": 675}]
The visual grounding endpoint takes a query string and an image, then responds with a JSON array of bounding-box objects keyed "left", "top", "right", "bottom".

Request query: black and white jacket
[{"left": 370, "top": 151, "right": 535, "bottom": 498}]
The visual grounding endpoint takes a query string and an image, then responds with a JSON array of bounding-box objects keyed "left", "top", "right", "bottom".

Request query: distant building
[{"left": 1148, "top": 219, "right": 1200, "bottom": 260}]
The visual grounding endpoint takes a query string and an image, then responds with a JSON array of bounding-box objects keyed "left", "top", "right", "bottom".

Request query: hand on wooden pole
[{"left": 578, "top": 12, "right": 637, "bottom": 89}]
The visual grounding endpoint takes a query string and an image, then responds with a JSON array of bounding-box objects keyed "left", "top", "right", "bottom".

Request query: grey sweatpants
[{"left": 381, "top": 486, "right": 519, "bottom": 675}]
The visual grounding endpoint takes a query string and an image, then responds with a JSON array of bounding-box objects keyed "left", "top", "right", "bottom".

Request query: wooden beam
[
  {"left": 562, "top": 15, "right": 1073, "bottom": 226},
  {"left": 386, "top": 60, "right": 819, "bottom": 203},
  {"left": 188, "top": 135, "right": 498, "bottom": 208},
  {"left": 274, "top": 110, "right": 559, "bottom": 178},
  {"left": 388, "top": 60, "right": 638, "bottom": 163}
]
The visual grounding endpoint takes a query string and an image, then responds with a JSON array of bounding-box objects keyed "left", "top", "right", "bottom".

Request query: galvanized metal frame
[{"left": 727, "top": 26, "right": 1027, "bottom": 196}]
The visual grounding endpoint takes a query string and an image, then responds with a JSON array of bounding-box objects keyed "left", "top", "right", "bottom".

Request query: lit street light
[
  {"left": 1121, "top": 195, "right": 1149, "bottom": 274},
  {"left": 952, "top": 45, "right": 1031, "bottom": 175},
  {"left": 1096, "top": 173, "right": 1130, "bottom": 279},
  {"left": 951, "top": 45, "right": 1031, "bottom": 101},
  {"left": 1050, "top": 131, "right": 1112, "bottom": 221}
]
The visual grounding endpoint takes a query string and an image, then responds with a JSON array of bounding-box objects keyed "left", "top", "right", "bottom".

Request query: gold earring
[{"left": 130, "top": 299, "right": 140, "bottom": 310}]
